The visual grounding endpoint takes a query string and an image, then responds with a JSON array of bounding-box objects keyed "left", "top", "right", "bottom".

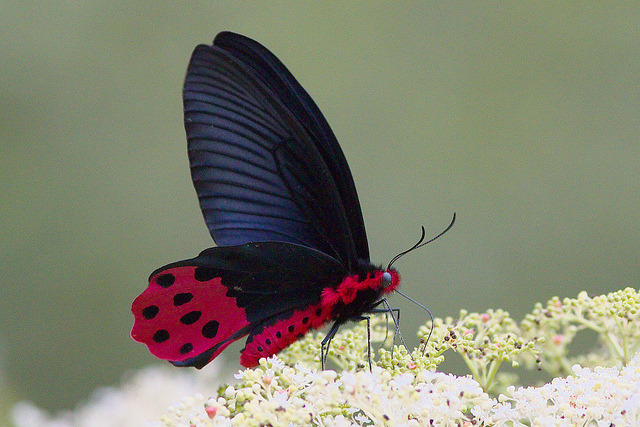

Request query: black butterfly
[{"left": 132, "top": 32, "right": 450, "bottom": 369}]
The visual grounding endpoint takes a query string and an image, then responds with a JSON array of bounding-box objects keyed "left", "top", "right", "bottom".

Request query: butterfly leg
[
  {"left": 365, "top": 315, "right": 372, "bottom": 371},
  {"left": 351, "top": 315, "right": 373, "bottom": 371},
  {"left": 321, "top": 320, "right": 343, "bottom": 370},
  {"left": 367, "top": 306, "right": 401, "bottom": 351},
  {"left": 368, "top": 300, "right": 412, "bottom": 362},
  {"left": 323, "top": 316, "right": 374, "bottom": 371}
]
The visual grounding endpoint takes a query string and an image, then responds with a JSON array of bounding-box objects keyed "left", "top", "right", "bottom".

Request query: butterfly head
[{"left": 380, "top": 269, "right": 400, "bottom": 295}]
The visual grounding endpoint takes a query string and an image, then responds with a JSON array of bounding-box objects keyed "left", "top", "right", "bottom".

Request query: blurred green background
[{"left": 1, "top": 1, "right": 639, "bottom": 417}]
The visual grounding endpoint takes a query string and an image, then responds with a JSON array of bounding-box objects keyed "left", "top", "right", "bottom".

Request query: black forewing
[
  {"left": 213, "top": 32, "right": 369, "bottom": 261},
  {"left": 184, "top": 32, "right": 369, "bottom": 269},
  {"left": 152, "top": 242, "right": 346, "bottom": 323}
]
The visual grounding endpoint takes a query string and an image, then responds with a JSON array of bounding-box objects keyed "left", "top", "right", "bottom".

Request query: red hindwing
[{"left": 131, "top": 266, "right": 251, "bottom": 365}]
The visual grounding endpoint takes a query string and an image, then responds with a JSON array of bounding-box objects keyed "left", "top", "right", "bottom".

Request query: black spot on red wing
[
  {"left": 153, "top": 329, "right": 169, "bottom": 343},
  {"left": 276, "top": 331, "right": 282, "bottom": 338},
  {"left": 257, "top": 346, "right": 264, "bottom": 352},
  {"left": 265, "top": 339, "right": 271, "bottom": 345},
  {"left": 156, "top": 274, "right": 175, "bottom": 288},
  {"left": 180, "top": 343, "right": 193, "bottom": 354},
  {"left": 180, "top": 311, "right": 201, "bottom": 325},
  {"left": 302, "top": 317, "right": 309, "bottom": 324},
  {"left": 315, "top": 308, "right": 322, "bottom": 316},
  {"left": 201, "top": 320, "right": 219, "bottom": 338},
  {"left": 194, "top": 266, "right": 217, "bottom": 282},
  {"left": 173, "top": 292, "right": 193, "bottom": 306},
  {"left": 142, "top": 305, "right": 159, "bottom": 319},
  {"left": 288, "top": 325, "right": 295, "bottom": 333}
]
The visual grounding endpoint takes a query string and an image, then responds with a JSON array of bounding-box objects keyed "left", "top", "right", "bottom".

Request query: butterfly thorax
[{"left": 320, "top": 267, "right": 400, "bottom": 321}]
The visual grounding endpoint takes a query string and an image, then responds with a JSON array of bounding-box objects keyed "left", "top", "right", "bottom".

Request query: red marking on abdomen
[
  {"left": 240, "top": 301, "right": 331, "bottom": 367},
  {"left": 239, "top": 268, "right": 400, "bottom": 367}
]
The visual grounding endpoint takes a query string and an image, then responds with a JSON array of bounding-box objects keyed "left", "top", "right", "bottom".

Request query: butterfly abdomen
[
  {"left": 239, "top": 269, "right": 401, "bottom": 366},
  {"left": 240, "top": 301, "right": 331, "bottom": 366}
]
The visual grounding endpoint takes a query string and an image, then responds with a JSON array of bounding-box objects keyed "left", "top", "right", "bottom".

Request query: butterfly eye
[{"left": 381, "top": 271, "right": 393, "bottom": 288}]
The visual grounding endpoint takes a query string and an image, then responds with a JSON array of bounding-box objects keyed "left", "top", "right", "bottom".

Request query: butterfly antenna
[
  {"left": 386, "top": 213, "right": 456, "bottom": 271},
  {"left": 395, "top": 290, "right": 435, "bottom": 354}
]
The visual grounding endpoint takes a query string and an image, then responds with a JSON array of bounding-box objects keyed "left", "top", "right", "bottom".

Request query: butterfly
[{"left": 131, "top": 31, "right": 438, "bottom": 369}]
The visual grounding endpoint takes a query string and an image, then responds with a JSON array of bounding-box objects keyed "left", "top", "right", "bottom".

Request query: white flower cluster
[
  {"left": 478, "top": 355, "right": 640, "bottom": 425},
  {"left": 521, "top": 287, "right": 640, "bottom": 375},
  {"left": 163, "top": 356, "right": 489, "bottom": 426},
  {"left": 11, "top": 364, "right": 226, "bottom": 427},
  {"left": 159, "top": 353, "right": 640, "bottom": 426}
]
